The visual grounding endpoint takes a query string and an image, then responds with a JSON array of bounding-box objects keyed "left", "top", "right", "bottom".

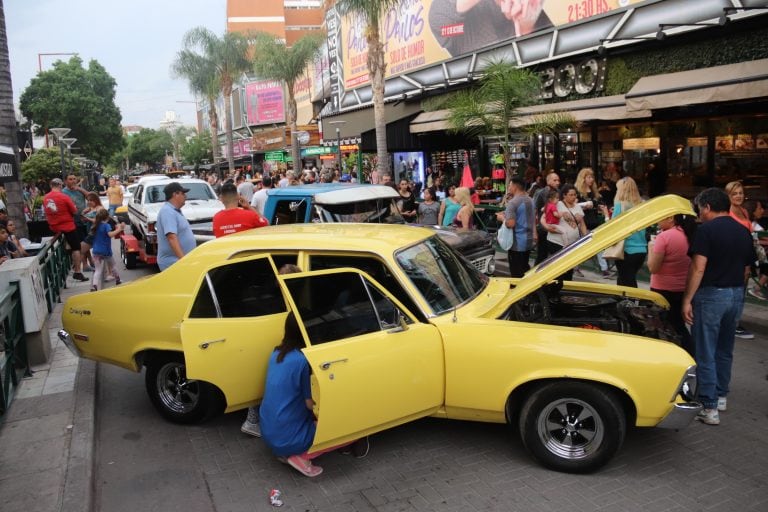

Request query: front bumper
[
  {"left": 656, "top": 401, "right": 702, "bottom": 429},
  {"left": 58, "top": 329, "right": 82, "bottom": 358}
]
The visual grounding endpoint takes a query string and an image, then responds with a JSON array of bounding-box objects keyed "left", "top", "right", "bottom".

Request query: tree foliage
[
  {"left": 251, "top": 32, "right": 323, "bottom": 171},
  {"left": 171, "top": 47, "right": 221, "bottom": 165},
  {"left": 173, "top": 28, "right": 252, "bottom": 173},
  {"left": 443, "top": 60, "right": 544, "bottom": 177},
  {"left": 180, "top": 131, "right": 212, "bottom": 166},
  {"left": 335, "top": 0, "right": 402, "bottom": 176},
  {"left": 21, "top": 148, "right": 64, "bottom": 183},
  {"left": 124, "top": 129, "right": 173, "bottom": 169},
  {"left": 19, "top": 56, "right": 123, "bottom": 163}
]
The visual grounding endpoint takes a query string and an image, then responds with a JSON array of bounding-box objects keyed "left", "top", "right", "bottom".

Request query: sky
[{"left": 5, "top": 0, "right": 227, "bottom": 130}]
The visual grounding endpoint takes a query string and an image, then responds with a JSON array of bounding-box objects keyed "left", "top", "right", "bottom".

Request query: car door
[
  {"left": 278, "top": 268, "right": 444, "bottom": 452},
  {"left": 180, "top": 254, "right": 289, "bottom": 411}
]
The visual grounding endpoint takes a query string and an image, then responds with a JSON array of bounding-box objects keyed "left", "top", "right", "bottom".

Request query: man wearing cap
[
  {"left": 43, "top": 178, "right": 88, "bottom": 281},
  {"left": 156, "top": 182, "right": 196, "bottom": 271}
]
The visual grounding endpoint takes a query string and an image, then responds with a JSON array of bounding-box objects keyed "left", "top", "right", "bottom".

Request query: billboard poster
[
  {"left": 326, "top": 7, "right": 343, "bottom": 112},
  {"left": 245, "top": 80, "right": 286, "bottom": 125},
  {"left": 341, "top": 0, "right": 647, "bottom": 89},
  {"left": 312, "top": 41, "right": 331, "bottom": 102},
  {"left": 294, "top": 73, "right": 314, "bottom": 125}
]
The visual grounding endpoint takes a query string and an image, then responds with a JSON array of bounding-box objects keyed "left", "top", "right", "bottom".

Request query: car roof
[
  {"left": 267, "top": 184, "right": 399, "bottom": 203},
  {"left": 184, "top": 223, "right": 434, "bottom": 265},
  {"left": 142, "top": 177, "right": 210, "bottom": 187}
]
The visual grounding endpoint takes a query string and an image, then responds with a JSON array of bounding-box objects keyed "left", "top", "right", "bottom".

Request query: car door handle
[
  {"left": 320, "top": 358, "right": 348, "bottom": 370},
  {"left": 199, "top": 338, "right": 226, "bottom": 350}
]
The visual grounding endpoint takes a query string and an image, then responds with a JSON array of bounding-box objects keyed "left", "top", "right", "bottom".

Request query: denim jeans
[{"left": 692, "top": 286, "right": 743, "bottom": 409}]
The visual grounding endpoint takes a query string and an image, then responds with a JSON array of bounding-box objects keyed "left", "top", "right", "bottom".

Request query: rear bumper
[
  {"left": 656, "top": 401, "right": 702, "bottom": 429},
  {"left": 58, "top": 329, "right": 82, "bottom": 358}
]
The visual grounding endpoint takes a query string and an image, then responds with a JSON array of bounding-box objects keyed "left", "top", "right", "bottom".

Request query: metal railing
[
  {"left": 0, "top": 283, "right": 29, "bottom": 417},
  {"left": 36, "top": 234, "right": 72, "bottom": 313}
]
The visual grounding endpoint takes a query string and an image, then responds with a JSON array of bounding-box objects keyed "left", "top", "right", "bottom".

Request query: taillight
[{"left": 148, "top": 222, "right": 156, "bottom": 233}]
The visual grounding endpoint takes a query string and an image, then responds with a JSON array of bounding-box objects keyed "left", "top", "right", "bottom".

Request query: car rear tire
[
  {"left": 518, "top": 381, "right": 625, "bottom": 473},
  {"left": 121, "top": 239, "right": 137, "bottom": 269},
  {"left": 145, "top": 353, "right": 223, "bottom": 424}
]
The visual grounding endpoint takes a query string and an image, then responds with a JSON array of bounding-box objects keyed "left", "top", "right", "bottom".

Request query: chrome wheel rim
[
  {"left": 536, "top": 398, "right": 604, "bottom": 460},
  {"left": 156, "top": 362, "right": 199, "bottom": 414}
]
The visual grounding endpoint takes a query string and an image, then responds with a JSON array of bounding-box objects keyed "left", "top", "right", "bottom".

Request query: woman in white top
[{"left": 543, "top": 184, "right": 586, "bottom": 281}]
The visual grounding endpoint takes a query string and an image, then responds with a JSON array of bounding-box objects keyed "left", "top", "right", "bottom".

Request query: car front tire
[
  {"left": 519, "top": 381, "right": 626, "bottom": 473},
  {"left": 145, "top": 353, "right": 223, "bottom": 424}
]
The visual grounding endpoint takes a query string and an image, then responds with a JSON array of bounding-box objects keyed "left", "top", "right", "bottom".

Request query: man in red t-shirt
[
  {"left": 212, "top": 182, "right": 268, "bottom": 238},
  {"left": 43, "top": 178, "right": 88, "bottom": 281}
]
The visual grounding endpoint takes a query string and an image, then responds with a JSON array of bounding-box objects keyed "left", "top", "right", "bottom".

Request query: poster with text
[
  {"left": 341, "top": 0, "right": 647, "bottom": 89},
  {"left": 245, "top": 80, "right": 286, "bottom": 125}
]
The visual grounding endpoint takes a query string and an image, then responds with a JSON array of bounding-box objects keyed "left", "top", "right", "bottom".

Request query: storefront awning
[
  {"left": 322, "top": 102, "right": 422, "bottom": 140},
  {"left": 626, "top": 58, "right": 768, "bottom": 112},
  {"left": 410, "top": 95, "right": 651, "bottom": 134}
]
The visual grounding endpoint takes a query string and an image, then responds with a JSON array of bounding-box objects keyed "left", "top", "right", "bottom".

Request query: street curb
[{"left": 60, "top": 359, "right": 97, "bottom": 512}]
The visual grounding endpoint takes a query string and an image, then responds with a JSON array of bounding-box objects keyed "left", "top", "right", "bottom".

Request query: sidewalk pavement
[{"left": 0, "top": 256, "right": 765, "bottom": 512}]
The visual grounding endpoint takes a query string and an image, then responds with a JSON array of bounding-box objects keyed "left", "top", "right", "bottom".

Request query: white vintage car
[{"left": 121, "top": 177, "right": 223, "bottom": 268}]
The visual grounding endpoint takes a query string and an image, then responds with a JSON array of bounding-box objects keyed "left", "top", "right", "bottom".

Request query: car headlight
[{"left": 673, "top": 365, "right": 697, "bottom": 402}]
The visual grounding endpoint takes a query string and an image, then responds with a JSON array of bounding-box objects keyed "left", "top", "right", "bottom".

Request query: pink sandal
[{"left": 286, "top": 455, "right": 323, "bottom": 477}]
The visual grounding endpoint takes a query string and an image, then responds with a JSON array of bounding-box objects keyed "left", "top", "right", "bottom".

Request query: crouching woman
[{"left": 260, "top": 312, "right": 323, "bottom": 477}]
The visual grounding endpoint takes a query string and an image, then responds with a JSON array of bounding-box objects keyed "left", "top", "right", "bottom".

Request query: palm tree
[
  {"left": 171, "top": 51, "right": 222, "bottom": 166},
  {"left": 0, "top": 0, "right": 27, "bottom": 237},
  {"left": 442, "top": 60, "right": 545, "bottom": 179},
  {"left": 174, "top": 28, "right": 252, "bottom": 175},
  {"left": 251, "top": 32, "right": 323, "bottom": 173},
  {"left": 335, "top": 0, "right": 401, "bottom": 179}
]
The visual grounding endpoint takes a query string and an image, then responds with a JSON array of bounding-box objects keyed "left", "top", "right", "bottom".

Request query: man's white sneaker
[
  {"left": 697, "top": 408, "right": 720, "bottom": 425},
  {"left": 241, "top": 420, "right": 262, "bottom": 437},
  {"left": 717, "top": 397, "right": 727, "bottom": 412}
]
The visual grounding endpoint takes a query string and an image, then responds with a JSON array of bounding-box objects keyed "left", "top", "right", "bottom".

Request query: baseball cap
[
  {"left": 164, "top": 182, "right": 190, "bottom": 200},
  {"left": 51, "top": 178, "right": 64, "bottom": 187}
]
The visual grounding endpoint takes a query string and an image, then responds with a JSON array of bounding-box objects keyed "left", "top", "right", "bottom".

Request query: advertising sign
[
  {"left": 341, "top": 0, "right": 646, "bottom": 90},
  {"left": 0, "top": 145, "right": 19, "bottom": 183},
  {"left": 326, "top": 7, "right": 343, "bottom": 112},
  {"left": 265, "top": 151, "right": 285, "bottom": 162},
  {"left": 245, "top": 80, "right": 286, "bottom": 125}
]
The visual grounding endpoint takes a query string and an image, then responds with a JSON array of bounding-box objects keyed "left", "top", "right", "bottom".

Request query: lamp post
[
  {"left": 61, "top": 137, "right": 77, "bottom": 173},
  {"left": 336, "top": 127, "right": 342, "bottom": 172},
  {"left": 49, "top": 127, "right": 70, "bottom": 178}
]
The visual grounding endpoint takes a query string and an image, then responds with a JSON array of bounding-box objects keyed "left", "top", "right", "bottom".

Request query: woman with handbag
[
  {"left": 575, "top": 167, "right": 612, "bottom": 277},
  {"left": 543, "top": 184, "right": 586, "bottom": 281},
  {"left": 611, "top": 177, "right": 646, "bottom": 287}
]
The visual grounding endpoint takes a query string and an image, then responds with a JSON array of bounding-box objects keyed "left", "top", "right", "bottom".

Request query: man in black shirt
[{"left": 682, "top": 188, "right": 755, "bottom": 426}]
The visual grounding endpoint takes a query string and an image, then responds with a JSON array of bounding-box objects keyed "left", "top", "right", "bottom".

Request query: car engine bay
[{"left": 502, "top": 286, "right": 680, "bottom": 342}]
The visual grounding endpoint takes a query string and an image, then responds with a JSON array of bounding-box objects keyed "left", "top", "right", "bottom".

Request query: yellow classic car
[{"left": 59, "top": 195, "right": 700, "bottom": 473}]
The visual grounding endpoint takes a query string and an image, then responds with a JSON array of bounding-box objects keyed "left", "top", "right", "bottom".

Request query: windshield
[
  {"left": 396, "top": 235, "right": 488, "bottom": 315},
  {"left": 315, "top": 198, "right": 406, "bottom": 224},
  {"left": 144, "top": 183, "right": 215, "bottom": 203}
]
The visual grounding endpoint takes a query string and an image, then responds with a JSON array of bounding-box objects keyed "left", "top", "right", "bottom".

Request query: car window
[
  {"left": 272, "top": 199, "right": 308, "bottom": 225},
  {"left": 396, "top": 236, "right": 487, "bottom": 315},
  {"left": 145, "top": 183, "right": 215, "bottom": 204},
  {"left": 284, "top": 272, "right": 400, "bottom": 345},
  {"left": 134, "top": 185, "right": 143, "bottom": 204},
  {"left": 308, "top": 254, "right": 425, "bottom": 322},
  {"left": 315, "top": 198, "right": 405, "bottom": 224},
  {"left": 190, "top": 258, "right": 286, "bottom": 318}
]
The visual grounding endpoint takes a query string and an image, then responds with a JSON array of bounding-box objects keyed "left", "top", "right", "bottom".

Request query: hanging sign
[{"left": 0, "top": 145, "right": 19, "bottom": 183}]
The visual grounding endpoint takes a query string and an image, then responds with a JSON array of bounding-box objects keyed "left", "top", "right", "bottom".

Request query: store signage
[
  {"left": 253, "top": 128, "right": 287, "bottom": 151},
  {"left": 0, "top": 145, "right": 19, "bottom": 182},
  {"left": 265, "top": 151, "right": 285, "bottom": 162},
  {"left": 326, "top": 7, "right": 343, "bottom": 113},
  {"left": 687, "top": 137, "right": 708, "bottom": 147},
  {"left": 540, "top": 57, "right": 606, "bottom": 99},
  {"left": 340, "top": 144, "right": 359, "bottom": 151},
  {"left": 302, "top": 146, "right": 333, "bottom": 156},
  {"left": 245, "top": 80, "right": 286, "bottom": 125},
  {"left": 623, "top": 137, "right": 660, "bottom": 151}
]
